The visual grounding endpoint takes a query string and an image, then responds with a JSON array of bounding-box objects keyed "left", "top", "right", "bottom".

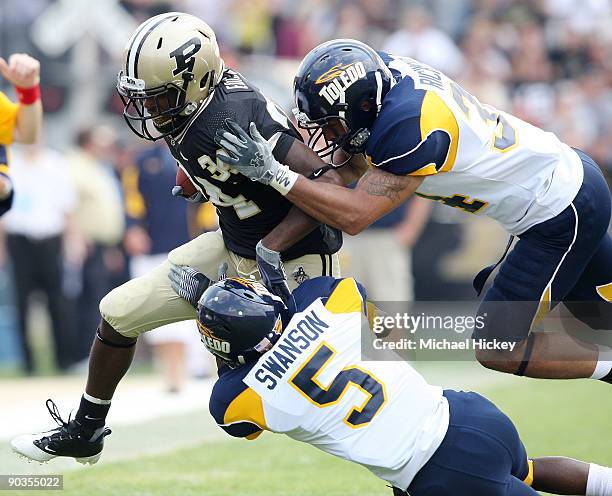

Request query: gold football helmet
[{"left": 117, "top": 12, "right": 224, "bottom": 140}]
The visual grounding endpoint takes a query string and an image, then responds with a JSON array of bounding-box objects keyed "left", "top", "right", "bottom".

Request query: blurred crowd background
[{"left": 0, "top": 0, "right": 611, "bottom": 384}]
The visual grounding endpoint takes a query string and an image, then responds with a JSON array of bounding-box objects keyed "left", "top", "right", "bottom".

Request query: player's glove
[
  {"left": 168, "top": 264, "right": 212, "bottom": 308},
  {"left": 255, "top": 240, "right": 292, "bottom": 306},
  {"left": 171, "top": 185, "right": 208, "bottom": 203},
  {"left": 214, "top": 120, "right": 299, "bottom": 196}
]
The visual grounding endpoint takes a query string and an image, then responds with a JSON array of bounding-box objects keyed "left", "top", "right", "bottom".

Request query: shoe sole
[
  {"left": 76, "top": 453, "right": 101, "bottom": 465},
  {"left": 11, "top": 444, "right": 101, "bottom": 466}
]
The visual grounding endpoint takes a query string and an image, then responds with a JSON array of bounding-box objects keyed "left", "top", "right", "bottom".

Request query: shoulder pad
[{"left": 218, "top": 70, "right": 253, "bottom": 94}]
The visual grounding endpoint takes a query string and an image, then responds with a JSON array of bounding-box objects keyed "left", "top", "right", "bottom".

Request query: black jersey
[{"left": 166, "top": 69, "right": 342, "bottom": 260}]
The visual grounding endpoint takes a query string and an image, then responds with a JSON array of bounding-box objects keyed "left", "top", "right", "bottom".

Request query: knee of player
[
  {"left": 475, "top": 343, "right": 526, "bottom": 373},
  {"left": 99, "top": 287, "right": 139, "bottom": 338},
  {"left": 99, "top": 318, "right": 138, "bottom": 346}
]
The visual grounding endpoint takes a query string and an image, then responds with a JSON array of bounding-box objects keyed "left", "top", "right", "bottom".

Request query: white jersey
[
  {"left": 209, "top": 278, "right": 449, "bottom": 489},
  {"left": 365, "top": 54, "right": 583, "bottom": 234}
]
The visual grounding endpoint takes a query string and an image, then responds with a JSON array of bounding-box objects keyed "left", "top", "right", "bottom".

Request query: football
[{"left": 174, "top": 167, "right": 197, "bottom": 198}]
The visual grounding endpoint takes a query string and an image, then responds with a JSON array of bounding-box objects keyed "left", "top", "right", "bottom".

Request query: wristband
[
  {"left": 15, "top": 84, "right": 40, "bottom": 105},
  {"left": 270, "top": 164, "right": 299, "bottom": 196}
]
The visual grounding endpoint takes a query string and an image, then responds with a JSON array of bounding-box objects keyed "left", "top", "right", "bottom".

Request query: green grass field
[{"left": 42, "top": 378, "right": 610, "bottom": 496}]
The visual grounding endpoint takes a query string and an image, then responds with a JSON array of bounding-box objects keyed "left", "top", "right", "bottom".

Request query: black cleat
[{"left": 11, "top": 399, "right": 111, "bottom": 465}]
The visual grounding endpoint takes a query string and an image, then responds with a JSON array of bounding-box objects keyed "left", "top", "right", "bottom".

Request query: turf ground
[{"left": 11, "top": 377, "right": 609, "bottom": 496}]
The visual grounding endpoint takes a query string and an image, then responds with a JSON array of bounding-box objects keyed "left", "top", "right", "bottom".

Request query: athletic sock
[
  {"left": 587, "top": 464, "right": 612, "bottom": 496},
  {"left": 590, "top": 346, "right": 612, "bottom": 383},
  {"left": 74, "top": 393, "right": 111, "bottom": 431}
]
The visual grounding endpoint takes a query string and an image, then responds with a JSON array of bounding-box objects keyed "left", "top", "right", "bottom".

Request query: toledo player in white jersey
[
  {"left": 183, "top": 271, "right": 611, "bottom": 496},
  {"left": 214, "top": 39, "right": 612, "bottom": 384}
]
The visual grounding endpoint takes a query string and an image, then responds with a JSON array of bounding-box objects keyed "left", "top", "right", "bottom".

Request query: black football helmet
[
  {"left": 197, "top": 277, "right": 287, "bottom": 368},
  {"left": 293, "top": 39, "right": 392, "bottom": 162}
]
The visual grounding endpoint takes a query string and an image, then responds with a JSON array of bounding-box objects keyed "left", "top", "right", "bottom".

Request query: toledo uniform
[
  {"left": 0, "top": 91, "right": 19, "bottom": 216},
  {"left": 209, "top": 277, "right": 535, "bottom": 495},
  {"left": 366, "top": 53, "right": 612, "bottom": 340},
  {"left": 100, "top": 70, "right": 341, "bottom": 338}
]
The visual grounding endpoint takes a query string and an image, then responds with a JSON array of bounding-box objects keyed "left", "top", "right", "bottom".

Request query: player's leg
[
  {"left": 506, "top": 478, "right": 541, "bottom": 496},
  {"left": 562, "top": 233, "right": 612, "bottom": 382},
  {"left": 228, "top": 250, "right": 341, "bottom": 290},
  {"left": 528, "top": 457, "right": 612, "bottom": 496},
  {"left": 11, "top": 231, "right": 230, "bottom": 463},
  {"left": 283, "top": 252, "right": 342, "bottom": 289},
  {"left": 563, "top": 233, "right": 612, "bottom": 327},
  {"left": 475, "top": 151, "right": 611, "bottom": 379},
  {"left": 407, "top": 391, "right": 612, "bottom": 496},
  {"left": 474, "top": 233, "right": 600, "bottom": 378},
  {"left": 406, "top": 391, "right": 536, "bottom": 496}
]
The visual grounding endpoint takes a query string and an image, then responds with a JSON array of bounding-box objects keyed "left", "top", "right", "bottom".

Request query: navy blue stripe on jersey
[
  {"left": 366, "top": 78, "right": 423, "bottom": 173},
  {"left": 0, "top": 144, "right": 7, "bottom": 165},
  {"left": 0, "top": 191, "right": 13, "bottom": 216},
  {"left": 0, "top": 144, "right": 11, "bottom": 216},
  {"left": 209, "top": 363, "right": 262, "bottom": 438},
  {"left": 366, "top": 65, "right": 451, "bottom": 176}
]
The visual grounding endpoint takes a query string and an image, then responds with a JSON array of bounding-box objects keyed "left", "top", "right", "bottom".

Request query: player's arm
[
  {"left": 0, "top": 54, "right": 42, "bottom": 144},
  {"left": 261, "top": 138, "right": 364, "bottom": 251},
  {"left": 209, "top": 375, "right": 265, "bottom": 441},
  {"left": 216, "top": 121, "right": 426, "bottom": 236},
  {"left": 287, "top": 167, "right": 423, "bottom": 235}
]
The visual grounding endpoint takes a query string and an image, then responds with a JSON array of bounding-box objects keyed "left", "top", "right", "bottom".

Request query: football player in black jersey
[{"left": 11, "top": 13, "right": 360, "bottom": 465}]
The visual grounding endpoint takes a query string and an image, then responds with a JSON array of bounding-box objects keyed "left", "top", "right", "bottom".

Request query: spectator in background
[
  {"left": 0, "top": 53, "right": 43, "bottom": 216},
  {"left": 342, "top": 197, "right": 431, "bottom": 302},
  {"left": 459, "top": 16, "right": 511, "bottom": 110},
  {"left": 226, "top": 0, "right": 274, "bottom": 54},
  {"left": 66, "top": 126, "right": 125, "bottom": 365},
  {"left": 122, "top": 143, "right": 213, "bottom": 393},
  {"left": 383, "top": 5, "right": 465, "bottom": 77},
  {"left": 0, "top": 144, "right": 80, "bottom": 374}
]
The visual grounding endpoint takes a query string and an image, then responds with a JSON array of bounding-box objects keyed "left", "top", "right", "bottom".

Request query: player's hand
[
  {"left": 214, "top": 120, "right": 280, "bottom": 184},
  {"left": 0, "top": 53, "right": 40, "bottom": 88},
  {"left": 255, "top": 240, "right": 292, "bottom": 306},
  {"left": 168, "top": 264, "right": 212, "bottom": 308},
  {"left": 171, "top": 185, "right": 208, "bottom": 203}
]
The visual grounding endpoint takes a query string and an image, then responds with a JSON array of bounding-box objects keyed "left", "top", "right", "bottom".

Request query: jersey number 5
[{"left": 289, "top": 342, "right": 387, "bottom": 428}]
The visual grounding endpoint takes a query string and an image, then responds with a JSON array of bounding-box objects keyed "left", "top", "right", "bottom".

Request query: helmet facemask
[
  {"left": 117, "top": 72, "right": 201, "bottom": 141},
  {"left": 293, "top": 38, "right": 393, "bottom": 165},
  {"left": 293, "top": 109, "right": 368, "bottom": 167}
]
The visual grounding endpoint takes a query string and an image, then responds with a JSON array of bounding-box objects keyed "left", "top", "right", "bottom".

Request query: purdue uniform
[
  {"left": 165, "top": 69, "right": 340, "bottom": 262},
  {"left": 102, "top": 13, "right": 341, "bottom": 338}
]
